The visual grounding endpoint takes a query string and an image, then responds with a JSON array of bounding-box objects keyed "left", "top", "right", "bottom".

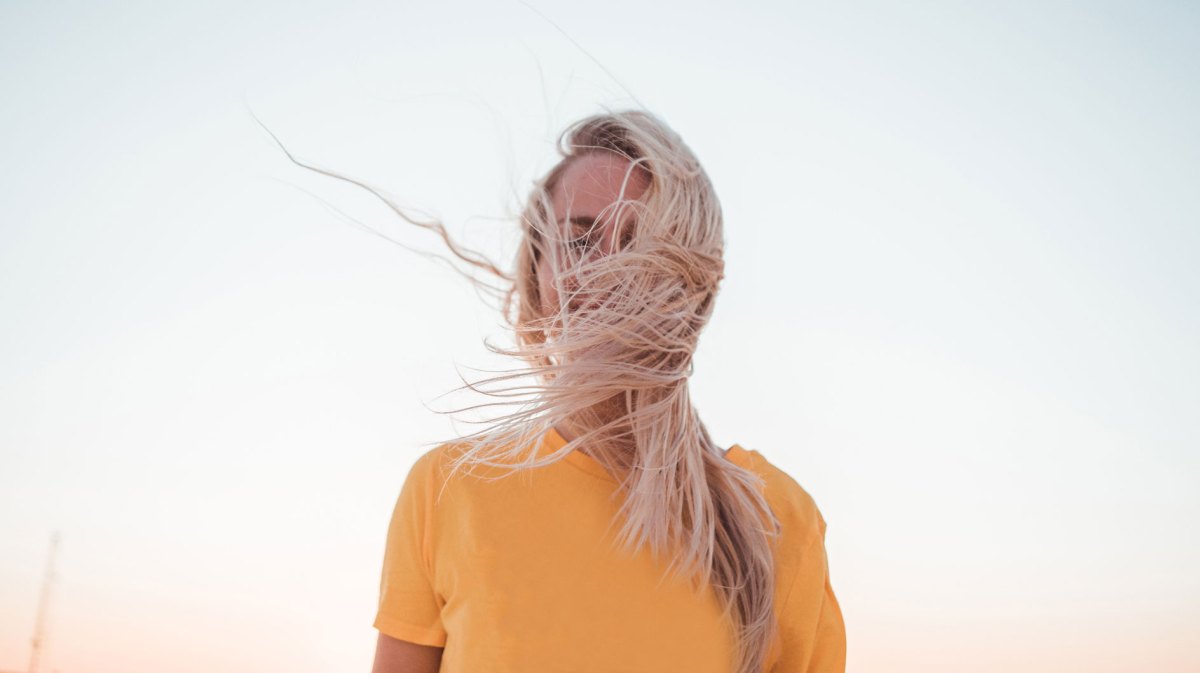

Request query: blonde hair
[{"left": 274, "top": 108, "right": 783, "bottom": 673}]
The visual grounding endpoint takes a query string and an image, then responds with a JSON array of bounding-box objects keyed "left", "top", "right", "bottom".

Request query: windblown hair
[{"left": 274, "top": 109, "right": 784, "bottom": 673}]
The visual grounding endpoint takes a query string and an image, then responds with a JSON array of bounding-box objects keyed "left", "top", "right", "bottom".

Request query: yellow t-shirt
[{"left": 374, "top": 426, "right": 846, "bottom": 672}]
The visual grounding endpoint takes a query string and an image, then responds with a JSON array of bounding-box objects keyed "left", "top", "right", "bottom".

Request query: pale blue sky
[{"left": 1, "top": 2, "right": 1197, "bottom": 672}]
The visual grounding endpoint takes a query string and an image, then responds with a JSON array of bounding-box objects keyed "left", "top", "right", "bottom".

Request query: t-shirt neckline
[{"left": 542, "top": 425, "right": 750, "bottom": 483}]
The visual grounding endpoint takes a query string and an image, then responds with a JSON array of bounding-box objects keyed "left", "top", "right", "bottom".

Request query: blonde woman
[{"left": 355, "top": 111, "right": 846, "bottom": 673}]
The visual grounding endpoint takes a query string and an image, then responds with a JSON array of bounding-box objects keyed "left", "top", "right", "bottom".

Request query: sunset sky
[{"left": 1, "top": 1, "right": 1197, "bottom": 672}]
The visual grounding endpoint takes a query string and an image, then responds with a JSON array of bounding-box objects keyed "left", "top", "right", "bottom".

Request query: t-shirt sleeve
[
  {"left": 372, "top": 449, "right": 448, "bottom": 647},
  {"left": 772, "top": 513, "right": 847, "bottom": 673}
]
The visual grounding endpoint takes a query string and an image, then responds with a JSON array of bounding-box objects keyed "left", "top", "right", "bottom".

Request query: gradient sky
[{"left": 2, "top": 1, "right": 1197, "bottom": 672}]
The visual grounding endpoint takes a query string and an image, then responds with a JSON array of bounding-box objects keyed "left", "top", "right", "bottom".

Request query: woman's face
[{"left": 535, "top": 151, "right": 651, "bottom": 320}]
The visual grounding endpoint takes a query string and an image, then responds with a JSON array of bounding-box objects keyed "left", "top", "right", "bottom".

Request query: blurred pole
[{"left": 28, "top": 531, "right": 60, "bottom": 673}]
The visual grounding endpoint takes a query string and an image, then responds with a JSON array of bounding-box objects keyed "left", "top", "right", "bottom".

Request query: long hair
[{"left": 271, "top": 108, "right": 784, "bottom": 673}]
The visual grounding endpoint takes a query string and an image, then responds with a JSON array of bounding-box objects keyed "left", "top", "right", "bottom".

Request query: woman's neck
[{"left": 553, "top": 419, "right": 732, "bottom": 460}]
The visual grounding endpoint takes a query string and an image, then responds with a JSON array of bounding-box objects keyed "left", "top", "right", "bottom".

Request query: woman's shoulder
[
  {"left": 728, "top": 443, "right": 829, "bottom": 543},
  {"left": 404, "top": 437, "right": 540, "bottom": 495},
  {"left": 407, "top": 437, "right": 830, "bottom": 542}
]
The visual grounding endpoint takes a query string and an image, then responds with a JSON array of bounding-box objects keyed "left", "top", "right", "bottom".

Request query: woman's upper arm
[
  {"left": 772, "top": 513, "right": 847, "bottom": 673},
  {"left": 371, "top": 632, "right": 444, "bottom": 673},
  {"left": 373, "top": 450, "right": 449, "bottom": 667}
]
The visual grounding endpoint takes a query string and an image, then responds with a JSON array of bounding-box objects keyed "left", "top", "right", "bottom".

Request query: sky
[{"left": 1, "top": 1, "right": 1197, "bottom": 672}]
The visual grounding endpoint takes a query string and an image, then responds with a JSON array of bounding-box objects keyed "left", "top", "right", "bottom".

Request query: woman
[{"left": 360, "top": 110, "right": 846, "bottom": 672}]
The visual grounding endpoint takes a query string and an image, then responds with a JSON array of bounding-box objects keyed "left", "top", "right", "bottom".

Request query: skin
[
  {"left": 370, "top": 633, "right": 443, "bottom": 673},
  {"left": 537, "top": 151, "right": 651, "bottom": 450},
  {"left": 536, "top": 150, "right": 652, "bottom": 319},
  {"left": 368, "top": 151, "right": 649, "bottom": 673}
]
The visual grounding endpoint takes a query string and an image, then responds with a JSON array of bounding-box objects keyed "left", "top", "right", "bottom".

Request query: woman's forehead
[{"left": 551, "top": 151, "right": 650, "bottom": 220}]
